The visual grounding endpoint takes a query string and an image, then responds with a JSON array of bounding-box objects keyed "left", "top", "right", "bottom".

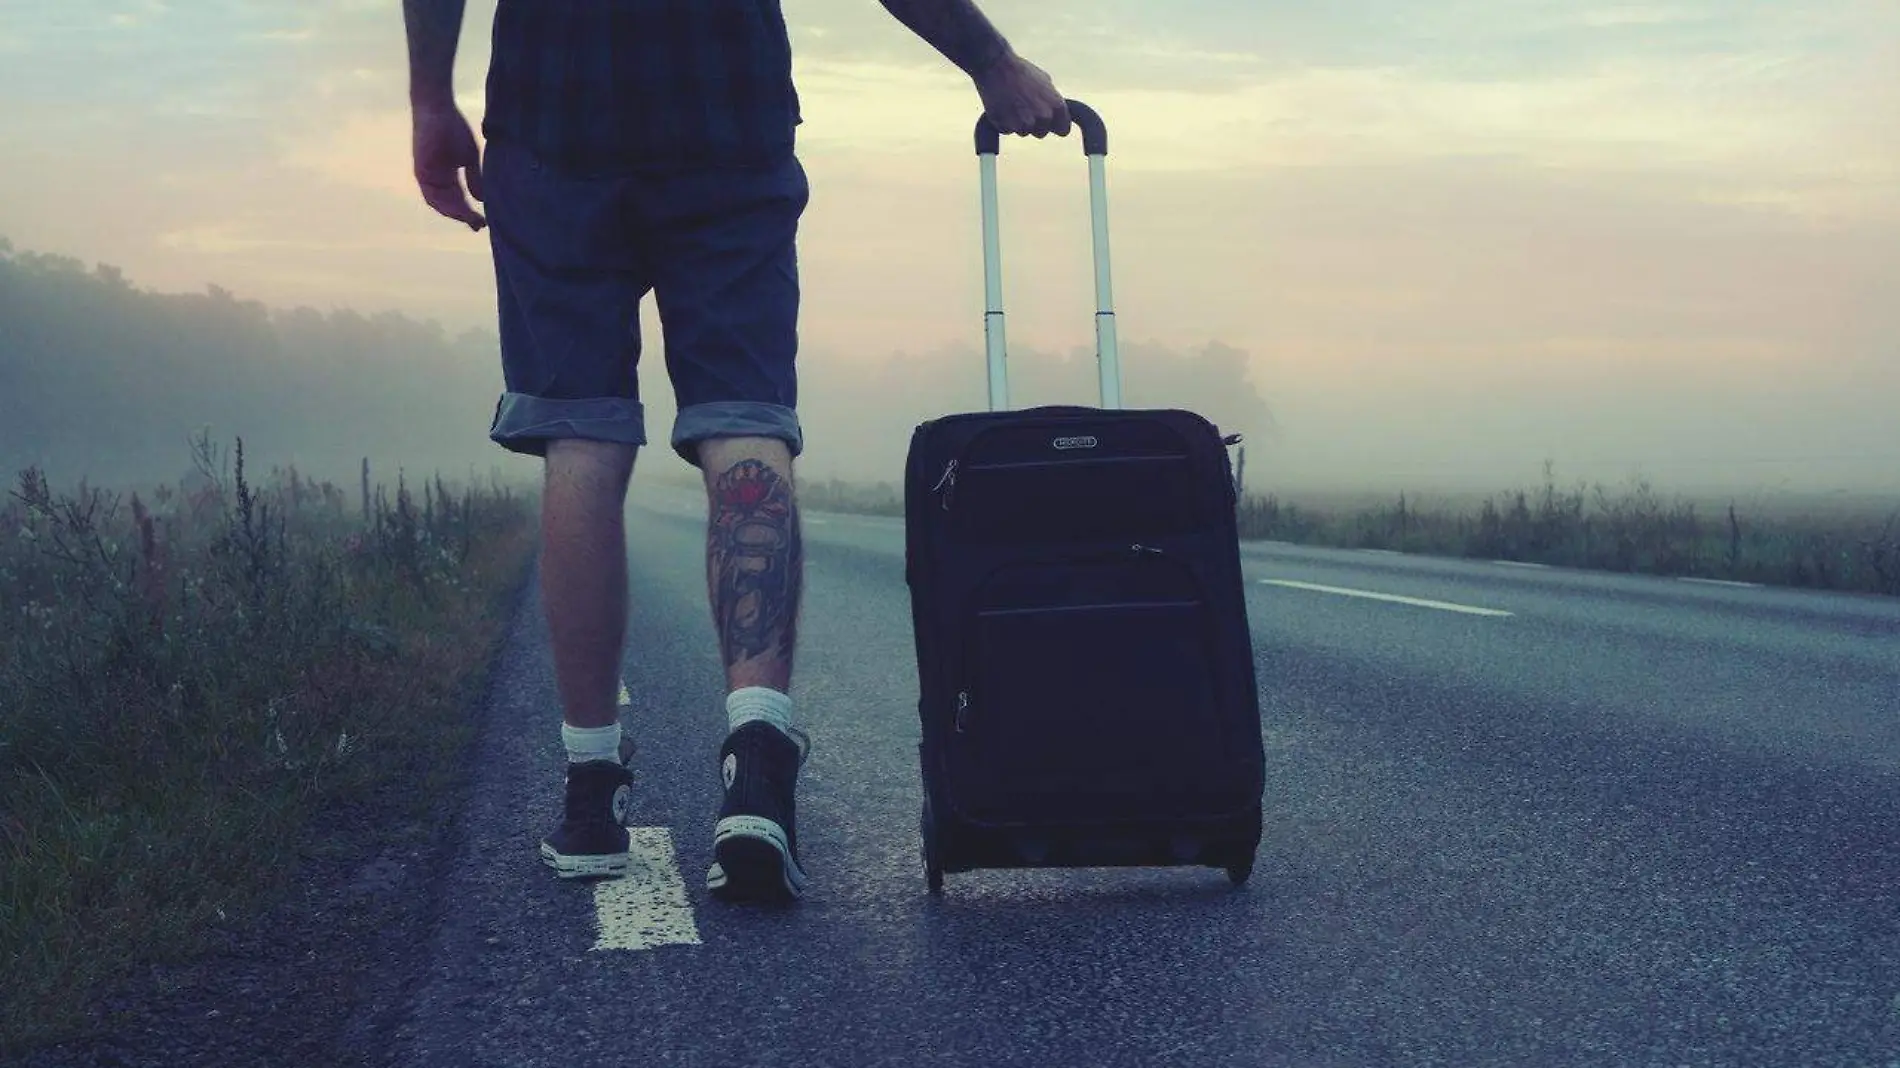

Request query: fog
[
  {"left": 0, "top": 242, "right": 503, "bottom": 494},
  {"left": 4, "top": 235, "right": 1895, "bottom": 509},
  {"left": 0, "top": 239, "right": 1274, "bottom": 495}
]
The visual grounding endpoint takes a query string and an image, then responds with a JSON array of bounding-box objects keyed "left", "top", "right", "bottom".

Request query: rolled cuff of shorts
[
  {"left": 488, "top": 393, "right": 648, "bottom": 457},
  {"left": 671, "top": 401, "right": 804, "bottom": 467}
]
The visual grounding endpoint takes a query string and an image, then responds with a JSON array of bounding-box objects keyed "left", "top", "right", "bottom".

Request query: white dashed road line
[
  {"left": 592, "top": 828, "right": 703, "bottom": 952},
  {"left": 1260, "top": 579, "right": 1515, "bottom": 618},
  {"left": 596, "top": 678, "right": 699, "bottom": 952},
  {"left": 1492, "top": 560, "right": 1550, "bottom": 569},
  {"left": 1680, "top": 577, "right": 1763, "bottom": 589}
]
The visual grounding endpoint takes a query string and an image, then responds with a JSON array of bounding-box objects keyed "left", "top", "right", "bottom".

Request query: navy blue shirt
[{"left": 482, "top": 0, "right": 802, "bottom": 175}]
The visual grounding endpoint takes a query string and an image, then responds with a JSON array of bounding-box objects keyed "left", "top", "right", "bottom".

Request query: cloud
[
  {"left": 278, "top": 108, "right": 421, "bottom": 198},
  {"left": 106, "top": 1, "right": 171, "bottom": 29},
  {"left": 776, "top": 0, "right": 1897, "bottom": 224}
]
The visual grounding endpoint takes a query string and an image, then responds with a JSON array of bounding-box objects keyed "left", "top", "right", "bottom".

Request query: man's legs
[
  {"left": 695, "top": 435, "right": 810, "bottom": 903},
  {"left": 479, "top": 135, "right": 649, "bottom": 879},
  {"left": 541, "top": 439, "right": 637, "bottom": 733},
  {"left": 534, "top": 440, "right": 641, "bottom": 878},
  {"left": 647, "top": 152, "right": 812, "bottom": 902}
]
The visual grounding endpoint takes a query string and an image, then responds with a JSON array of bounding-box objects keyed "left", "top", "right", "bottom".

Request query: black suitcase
[{"left": 904, "top": 100, "right": 1265, "bottom": 894}]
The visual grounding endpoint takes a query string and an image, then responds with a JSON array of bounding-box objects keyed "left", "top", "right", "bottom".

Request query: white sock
[
  {"left": 563, "top": 722, "right": 622, "bottom": 764},
  {"left": 726, "top": 686, "right": 793, "bottom": 737}
]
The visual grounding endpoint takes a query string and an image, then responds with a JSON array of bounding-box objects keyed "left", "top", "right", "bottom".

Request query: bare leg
[
  {"left": 540, "top": 439, "right": 638, "bottom": 730},
  {"left": 697, "top": 437, "right": 802, "bottom": 696}
]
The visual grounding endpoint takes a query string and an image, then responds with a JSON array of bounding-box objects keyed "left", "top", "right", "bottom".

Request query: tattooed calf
[{"left": 707, "top": 459, "right": 802, "bottom": 667}]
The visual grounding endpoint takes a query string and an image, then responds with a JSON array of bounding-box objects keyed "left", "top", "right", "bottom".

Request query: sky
[{"left": 1, "top": 0, "right": 1896, "bottom": 494}]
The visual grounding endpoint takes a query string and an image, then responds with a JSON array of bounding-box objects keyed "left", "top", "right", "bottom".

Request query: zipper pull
[
  {"left": 954, "top": 690, "right": 970, "bottom": 733},
  {"left": 932, "top": 459, "right": 959, "bottom": 511},
  {"left": 1131, "top": 543, "right": 1163, "bottom": 555}
]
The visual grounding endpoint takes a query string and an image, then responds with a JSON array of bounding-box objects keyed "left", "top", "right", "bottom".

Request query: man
[{"left": 403, "top": 0, "right": 1071, "bottom": 903}]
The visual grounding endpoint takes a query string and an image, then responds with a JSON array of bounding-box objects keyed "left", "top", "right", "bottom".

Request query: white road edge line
[
  {"left": 1260, "top": 579, "right": 1514, "bottom": 617},
  {"left": 591, "top": 827, "right": 703, "bottom": 952},
  {"left": 1358, "top": 548, "right": 1404, "bottom": 556},
  {"left": 1492, "top": 560, "right": 1550, "bottom": 569},
  {"left": 1679, "top": 577, "right": 1762, "bottom": 589}
]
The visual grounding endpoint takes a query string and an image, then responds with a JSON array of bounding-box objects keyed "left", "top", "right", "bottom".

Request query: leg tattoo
[{"left": 707, "top": 458, "right": 802, "bottom": 670}]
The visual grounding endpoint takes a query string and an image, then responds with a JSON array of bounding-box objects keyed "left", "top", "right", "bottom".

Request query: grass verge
[
  {"left": 794, "top": 465, "right": 1900, "bottom": 597},
  {"left": 0, "top": 431, "right": 540, "bottom": 1052}
]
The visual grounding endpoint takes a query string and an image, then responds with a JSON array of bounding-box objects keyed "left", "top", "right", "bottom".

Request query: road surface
[{"left": 387, "top": 482, "right": 1900, "bottom": 1067}]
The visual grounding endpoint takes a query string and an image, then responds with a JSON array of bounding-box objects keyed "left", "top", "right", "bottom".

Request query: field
[
  {"left": 0, "top": 433, "right": 540, "bottom": 1050},
  {"left": 794, "top": 462, "right": 1900, "bottom": 596}
]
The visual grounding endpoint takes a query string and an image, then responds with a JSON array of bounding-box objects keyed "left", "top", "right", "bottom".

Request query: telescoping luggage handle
[{"left": 973, "top": 99, "right": 1119, "bottom": 413}]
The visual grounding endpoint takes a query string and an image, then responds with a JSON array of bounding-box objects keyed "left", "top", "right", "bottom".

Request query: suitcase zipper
[{"left": 932, "top": 459, "right": 958, "bottom": 511}]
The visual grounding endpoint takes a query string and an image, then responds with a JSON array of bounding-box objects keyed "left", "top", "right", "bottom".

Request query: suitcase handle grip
[
  {"left": 973, "top": 99, "right": 1107, "bottom": 157},
  {"left": 974, "top": 98, "right": 1122, "bottom": 413}
]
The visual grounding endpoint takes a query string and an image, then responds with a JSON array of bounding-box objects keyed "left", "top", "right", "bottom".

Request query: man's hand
[
  {"left": 972, "top": 51, "right": 1071, "bottom": 139},
  {"left": 412, "top": 102, "right": 486, "bottom": 231}
]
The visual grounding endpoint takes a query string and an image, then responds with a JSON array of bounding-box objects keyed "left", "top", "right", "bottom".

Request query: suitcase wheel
[{"left": 1225, "top": 852, "right": 1255, "bottom": 887}]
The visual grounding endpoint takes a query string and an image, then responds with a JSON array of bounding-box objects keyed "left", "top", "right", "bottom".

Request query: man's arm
[
  {"left": 403, "top": 0, "right": 466, "bottom": 108},
  {"left": 403, "top": 0, "right": 485, "bottom": 230},
  {"left": 878, "top": 0, "right": 1072, "bottom": 137},
  {"left": 876, "top": 0, "right": 1013, "bottom": 77}
]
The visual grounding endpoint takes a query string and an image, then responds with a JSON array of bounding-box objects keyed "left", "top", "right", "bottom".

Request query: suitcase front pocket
[
  {"left": 929, "top": 414, "right": 1213, "bottom": 545},
  {"left": 947, "top": 455, "right": 1204, "bottom": 546},
  {"left": 947, "top": 556, "right": 1235, "bottom": 827}
]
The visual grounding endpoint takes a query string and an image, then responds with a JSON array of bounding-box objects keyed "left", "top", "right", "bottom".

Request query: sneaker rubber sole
[
  {"left": 540, "top": 840, "right": 631, "bottom": 879},
  {"left": 707, "top": 815, "right": 807, "bottom": 902}
]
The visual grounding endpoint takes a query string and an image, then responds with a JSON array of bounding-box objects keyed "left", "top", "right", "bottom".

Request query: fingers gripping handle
[
  {"left": 973, "top": 99, "right": 1108, "bottom": 157},
  {"left": 974, "top": 99, "right": 1121, "bottom": 412}
]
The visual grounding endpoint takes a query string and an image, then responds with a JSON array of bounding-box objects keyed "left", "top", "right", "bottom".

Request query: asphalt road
[{"left": 387, "top": 482, "right": 1900, "bottom": 1067}]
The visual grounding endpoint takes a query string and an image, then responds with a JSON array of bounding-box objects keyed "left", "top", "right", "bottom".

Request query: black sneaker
[
  {"left": 540, "top": 758, "right": 634, "bottom": 879},
  {"left": 706, "top": 720, "right": 810, "bottom": 903}
]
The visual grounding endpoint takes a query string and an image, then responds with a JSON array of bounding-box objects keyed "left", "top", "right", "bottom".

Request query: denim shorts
[{"left": 480, "top": 136, "right": 807, "bottom": 467}]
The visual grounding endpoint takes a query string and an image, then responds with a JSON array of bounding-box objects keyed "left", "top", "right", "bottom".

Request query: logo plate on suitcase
[{"left": 1052, "top": 435, "right": 1099, "bottom": 450}]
